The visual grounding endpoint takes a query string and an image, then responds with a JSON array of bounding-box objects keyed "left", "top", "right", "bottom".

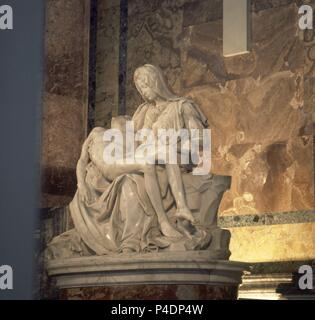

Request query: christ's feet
[
  {"left": 160, "top": 220, "right": 182, "bottom": 239},
  {"left": 175, "top": 207, "right": 195, "bottom": 223}
]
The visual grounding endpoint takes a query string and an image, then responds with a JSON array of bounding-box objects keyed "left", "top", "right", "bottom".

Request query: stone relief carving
[{"left": 46, "top": 65, "right": 232, "bottom": 260}]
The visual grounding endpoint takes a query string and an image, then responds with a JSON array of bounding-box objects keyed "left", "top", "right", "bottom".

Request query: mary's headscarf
[
  {"left": 134, "top": 64, "right": 179, "bottom": 101},
  {"left": 132, "top": 64, "right": 208, "bottom": 132}
]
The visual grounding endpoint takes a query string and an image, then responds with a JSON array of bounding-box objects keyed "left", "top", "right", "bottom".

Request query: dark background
[{"left": 0, "top": 0, "right": 44, "bottom": 299}]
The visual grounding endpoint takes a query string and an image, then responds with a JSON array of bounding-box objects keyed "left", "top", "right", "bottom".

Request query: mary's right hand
[{"left": 78, "top": 185, "right": 91, "bottom": 203}]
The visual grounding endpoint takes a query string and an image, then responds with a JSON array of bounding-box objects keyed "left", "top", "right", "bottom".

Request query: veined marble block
[{"left": 47, "top": 251, "right": 249, "bottom": 300}]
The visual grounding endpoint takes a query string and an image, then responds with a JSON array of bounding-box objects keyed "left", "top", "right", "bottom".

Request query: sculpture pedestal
[{"left": 47, "top": 251, "right": 249, "bottom": 300}]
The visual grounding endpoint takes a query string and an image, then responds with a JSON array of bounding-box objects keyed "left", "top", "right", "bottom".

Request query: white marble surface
[{"left": 47, "top": 251, "right": 249, "bottom": 289}]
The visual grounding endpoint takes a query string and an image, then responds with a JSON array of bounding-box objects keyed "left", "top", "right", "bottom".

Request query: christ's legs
[
  {"left": 165, "top": 164, "right": 195, "bottom": 223},
  {"left": 143, "top": 165, "right": 182, "bottom": 238},
  {"left": 98, "top": 162, "right": 182, "bottom": 238}
]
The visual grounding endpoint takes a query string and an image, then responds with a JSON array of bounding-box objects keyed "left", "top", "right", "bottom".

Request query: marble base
[
  {"left": 47, "top": 251, "right": 249, "bottom": 300},
  {"left": 60, "top": 284, "right": 238, "bottom": 300}
]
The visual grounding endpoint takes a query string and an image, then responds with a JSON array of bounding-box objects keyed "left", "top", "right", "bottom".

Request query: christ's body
[{"left": 76, "top": 116, "right": 194, "bottom": 240}]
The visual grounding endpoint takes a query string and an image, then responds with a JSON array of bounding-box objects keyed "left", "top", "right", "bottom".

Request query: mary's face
[{"left": 134, "top": 73, "right": 158, "bottom": 102}]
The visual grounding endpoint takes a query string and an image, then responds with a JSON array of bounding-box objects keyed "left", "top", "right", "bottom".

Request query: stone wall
[
  {"left": 94, "top": 0, "right": 121, "bottom": 127},
  {"left": 124, "top": 0, "right": 314, "bottom": 216},
  {"left": 41, "top": 0, "right": 91, "bottom": 208}
]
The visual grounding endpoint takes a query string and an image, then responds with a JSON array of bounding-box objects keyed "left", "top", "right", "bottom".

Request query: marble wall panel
[
  {"left": 97, "top": 0, "right": 314, "bottom": 216},
  {"left": 95, "top": 0, "right": 121, "bottom": 128},
  {"left": 181, "top": 3, "right": 304, "bottom": 88},
  {"left": 182, "top": 0, "right": 301, "bottom": 28},
  {"left": 229, "top": 222, "right": 315, "bottom": 262},
  {"left": 41, "top": 0, "right": 90, "bottom": 208},
  {"left": 179, "top": 3, "right": 314, "bottom": 215},
  {"left": 302, "top": 1, "right": 315, "bottom": 132}
]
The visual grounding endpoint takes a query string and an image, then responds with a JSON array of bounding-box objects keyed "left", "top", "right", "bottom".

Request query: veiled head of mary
[{"left": 134, "top": 64, "right": 178, "bottom": 102}]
